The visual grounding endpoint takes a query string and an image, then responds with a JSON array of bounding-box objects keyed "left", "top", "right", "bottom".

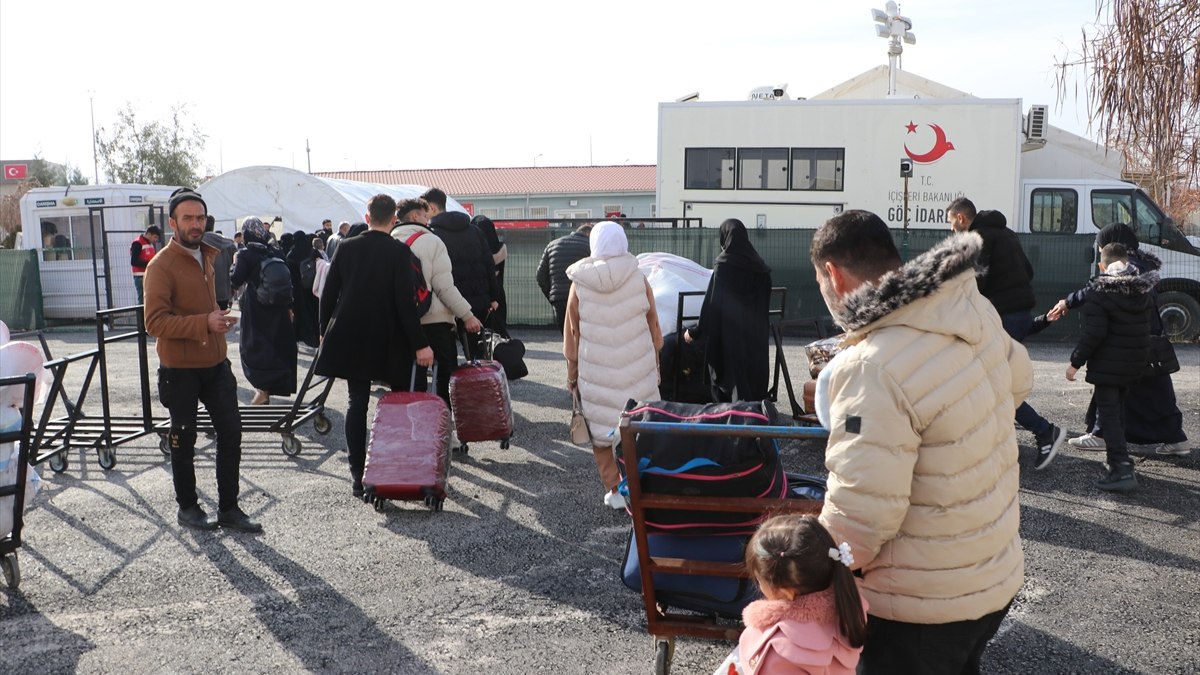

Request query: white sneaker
[
  {"left": 1154, "top": 441, "right": 1191, "bottom": 456},
  {"left": 1067, "top": 433, "right": 1106, "bottom": 450},
  {"left": 603, "top": 490, "right": 627, "bottom": 510}
]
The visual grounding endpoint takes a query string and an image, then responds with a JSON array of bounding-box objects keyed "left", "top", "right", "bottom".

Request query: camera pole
[
  {"left": 902, "top": 175, "right": 911, "bottom": 262},
  {"left": 903, "top": 174, "right": 910, "bottom": 260}
]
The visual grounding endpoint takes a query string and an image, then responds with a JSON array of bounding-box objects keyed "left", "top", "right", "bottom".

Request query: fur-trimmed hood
[
  {"left": 833, "top": 232, "right": 983, "bottom": 336},
  {"left": 1129, "top": 248, "right": 1162, "bottom": 273},
  {"left": 1087, "top": 264, "right": 1159, "bottom": 297},
  {"left": 743, "top": 588, "right": 837, "bottom": 631}
]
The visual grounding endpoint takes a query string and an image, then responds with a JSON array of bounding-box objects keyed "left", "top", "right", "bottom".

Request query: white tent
[{"left": 196, "top": 165, "right": 468, "bottom": 234}]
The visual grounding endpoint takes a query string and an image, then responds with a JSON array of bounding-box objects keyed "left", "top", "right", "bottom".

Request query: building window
[
  {"left": 480, "top": 208, "right": 500, "bottom": 219},
  {"left": 790, "top": 148, "right": 844, "bottom": 191},
  {"left": 1030, "top": 188, "right": 1078, "bottom": 233},
  {"left": 603, "top": 203, "right": 623, "bottom": 215},
  {"left": 503, "top": 207, "right": 525, "bottom": 218},
  {"left": 529, "top": 206, "right": 549, "bottom": 218},
  {"left": 738, "top": 148, "right": 789, "bottom": 190},
  {"left": 685, "top": 148, "right": 735, "bottom": 189}
]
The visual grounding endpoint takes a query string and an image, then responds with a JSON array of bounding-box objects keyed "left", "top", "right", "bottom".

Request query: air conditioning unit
[{"left": 1025, "top": 105, "right": 1048, "bottom": 141}]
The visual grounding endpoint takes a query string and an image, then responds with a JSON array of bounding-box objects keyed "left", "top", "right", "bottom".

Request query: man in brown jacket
[
  {"left": 811, "top": 211, "right": 1032, "bottom": 672},
  {"left": 144, "top": 188, "right": 261, "bottom": 533}
]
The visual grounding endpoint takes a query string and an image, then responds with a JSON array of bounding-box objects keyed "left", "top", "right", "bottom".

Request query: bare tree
[
  {"left": 95, "top": 102, "right": 207, "bottom": 187},
  {"left": 1056, "top": 0, "right": 1200, "bottom": 224}
]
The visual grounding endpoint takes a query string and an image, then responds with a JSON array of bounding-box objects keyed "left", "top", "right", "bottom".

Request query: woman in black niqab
[
  {"left": 685, "top": 219, "right": 773, "bottom": 402},
  {"left": 287, "top": 232, "right": 320, "bottom": 348}
]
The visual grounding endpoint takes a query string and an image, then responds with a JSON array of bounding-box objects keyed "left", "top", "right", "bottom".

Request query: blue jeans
[{"left": 999, "top": 311, "right": 1050, "bottom": 436}]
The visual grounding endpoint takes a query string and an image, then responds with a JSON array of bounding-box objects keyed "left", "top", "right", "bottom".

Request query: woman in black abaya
[
  {"left": 287, "top": 232, "right": 320, "bottom": 349},
  {"left": 230, "top": 218, "right": 297, "bottom": 404},
  {"left": 684, "top": 219, "right": 773, "bottom": 402}
]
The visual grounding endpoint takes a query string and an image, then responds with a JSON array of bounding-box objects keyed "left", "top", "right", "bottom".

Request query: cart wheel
[
  {"left": 98, "top": 447, "right": 117, "bottom": 471},
  {"left": 500, "top": 438, "right": 510, "bottom": 450},
  {"left": 49, "top": 452, "right": 68, "bottom": 474},
  {"left": 1, "top": 553, "right": 18, "bottom": 590},
  {"left": 313, "top": 413, "right": 332, "bottom": 435},
  {"left": 654, "top": 638, "right": 674, "bottom": 675},
  {"left": 159, "top": 434, "right": 170, "bottom": 456},
  {"left": 281, "top": 434, "right": 302, "bottom": 457}
]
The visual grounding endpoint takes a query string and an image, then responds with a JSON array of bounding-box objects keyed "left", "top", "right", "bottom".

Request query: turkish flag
[{"left": 4, "top": 164, "right": 28, "bottom": 179}]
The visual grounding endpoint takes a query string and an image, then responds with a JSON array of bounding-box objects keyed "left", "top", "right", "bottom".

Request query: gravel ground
[{"left": 1, "top": 327, "right": 1198, "bottom": 674}]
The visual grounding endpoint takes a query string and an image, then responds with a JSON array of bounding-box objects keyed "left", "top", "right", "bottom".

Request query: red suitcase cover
[
  {"left": 449, "top": 360, "right": 513, "bottom": 443},
  {"left": 365, "top": 391, "right": 450, "bottom": 500}
]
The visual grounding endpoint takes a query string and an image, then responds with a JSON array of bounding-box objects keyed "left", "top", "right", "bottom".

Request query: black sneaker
[
  {"left": 218, "top": 507, "right": 264, "bottom": 533},
  {"left": 352, "top": 481, "right": 365, "bottom": 499},
  {"left": 1033, "top": 424, "right": 1066, "bottom": 471},
  {"left": 177, "top": 504, "right": 218, "bottom": 531},
  {"left": 1096, "top": 462, "right": 1138, "bottom": 492}
]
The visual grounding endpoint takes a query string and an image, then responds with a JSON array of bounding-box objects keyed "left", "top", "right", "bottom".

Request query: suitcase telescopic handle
[{"left": 409, "top": 362, "right": 438, "bottom": 391}]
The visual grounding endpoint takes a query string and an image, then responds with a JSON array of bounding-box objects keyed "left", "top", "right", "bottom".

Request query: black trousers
[
  {"left": 1093, "top": 384, "right": 1131, "bottom": 466},
  {"left": 416, "top": 322, "right": 458, "bottom": 407},
  {"left": 552, "top": 301, "right": 568, "bottom": 334},
  {"left": 158, "top": 361, "right": 242, "bottom": 512},
  {"left": 859, "top": 602, "right": 1012, "bottom": 675},
  {"left": 344, "top": 378, "right": 406, "bottom": 487}
]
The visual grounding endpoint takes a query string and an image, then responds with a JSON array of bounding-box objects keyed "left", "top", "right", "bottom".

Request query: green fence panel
[
  {"left": 0, "top": 249, "right": 46, "bottom": 331},
  {"left": 500, "top": 227, "right": 1094, "bottom": 342}
]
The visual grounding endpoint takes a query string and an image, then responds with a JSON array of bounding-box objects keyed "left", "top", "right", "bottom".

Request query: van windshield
[{"left": 1091, "top": 190, "right": 1199, "bottom": 256}]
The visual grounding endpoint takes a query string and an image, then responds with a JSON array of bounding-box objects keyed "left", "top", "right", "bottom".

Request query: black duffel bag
[
  {"left": 615, "top": 399, "right": 787, "bottom": 535},
  {"left": 484, "top": 329, "right": 528, "bottom": 380}
]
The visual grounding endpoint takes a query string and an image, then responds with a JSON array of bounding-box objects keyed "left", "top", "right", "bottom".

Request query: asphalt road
[{"left": 1, "top": 327, "right": 1198, "bottom": 674}]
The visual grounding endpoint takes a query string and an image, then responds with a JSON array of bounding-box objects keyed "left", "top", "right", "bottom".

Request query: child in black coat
[{"left": 1064, "top": 243, "right": 1156, "bottom": 492}]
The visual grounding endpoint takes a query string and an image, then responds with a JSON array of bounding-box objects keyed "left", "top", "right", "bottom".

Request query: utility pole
[
  {"left": 306, "top": 138, "right": 312, "bottom": 174},
  {"left": 90, "top": 95, "right": 100, "bottom": 183}
]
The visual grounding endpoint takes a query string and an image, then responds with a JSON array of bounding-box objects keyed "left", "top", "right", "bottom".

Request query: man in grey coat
[{"left": 202, "top": 216, "right": 238, "bottom": 311}]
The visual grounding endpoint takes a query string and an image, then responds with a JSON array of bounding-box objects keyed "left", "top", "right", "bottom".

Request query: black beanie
[{"left": 168, "top": 188, "right": 207, "bottom": 218}]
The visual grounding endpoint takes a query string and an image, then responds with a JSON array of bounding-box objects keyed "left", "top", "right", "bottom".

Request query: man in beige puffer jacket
[{"left": 811, "top": 211, "right": 1032, "bottom": 673}]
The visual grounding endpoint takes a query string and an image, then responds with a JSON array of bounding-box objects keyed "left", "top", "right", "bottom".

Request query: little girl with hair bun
[{"left": 715, "top": 514, "right": 867, "bottom": 674}]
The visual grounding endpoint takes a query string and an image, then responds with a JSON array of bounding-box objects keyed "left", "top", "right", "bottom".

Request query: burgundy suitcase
[
  {"left": 363, "top": 391, "right": 451, "bottom": 511},
  {"left": 449, "top": 360, "right": 514, "bottom": 452}
]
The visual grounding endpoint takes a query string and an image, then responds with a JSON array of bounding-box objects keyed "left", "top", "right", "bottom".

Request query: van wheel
[{"left": 1158, "top": 292, "right": 1200, "bottom": 341}]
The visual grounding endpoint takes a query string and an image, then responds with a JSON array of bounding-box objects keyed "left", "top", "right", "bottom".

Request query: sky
[{"left": 0, "top": 0, "right": 1109, "bottom": 179}]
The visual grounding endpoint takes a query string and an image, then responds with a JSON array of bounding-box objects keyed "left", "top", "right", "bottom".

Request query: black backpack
[
  {"left": 256, "top": 256, "right": 293, "bottom": 308},
  {"left": 299, "top": 257, "right": 317, "bottom": 292},
  {"left": 402, "top": 232, "right": 432, "bottom": 317}
]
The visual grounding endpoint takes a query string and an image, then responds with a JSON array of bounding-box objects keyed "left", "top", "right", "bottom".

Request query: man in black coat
[
  {"left": 948, "top": 197, "right": 1066, "bottom": 470},
  {"left": 316, "top": 194, "right": 434, "bottom": 497},
  {"left": 1065, "top": 243, "right": 1154, "bottom": 492},
  {"left": 535, "top": 224, "right": 593, "bottom": 332},
  {"left": 428, "top": 210, "right": 499, "bottom": 360}
]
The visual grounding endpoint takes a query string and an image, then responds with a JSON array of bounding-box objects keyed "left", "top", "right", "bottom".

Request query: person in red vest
[{"left": 130, "top": 225, "right": 162, "bottom": 304}]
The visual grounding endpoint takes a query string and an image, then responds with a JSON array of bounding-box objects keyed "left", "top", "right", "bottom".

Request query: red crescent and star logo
[
  {"left": 4, "top": 164, "right": 28, "bottom": 179},
  {"left": 904, "top": 121, "right": 955, "bottom": 164}
]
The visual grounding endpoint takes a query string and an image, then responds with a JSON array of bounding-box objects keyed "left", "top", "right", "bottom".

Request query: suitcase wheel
[
  {"left": 454, "top": 443, "right": 469, "bottom": 454},
  {"left": 372, "top": 496, "right": 386, "bottom": 512},
  {"left": 500, "top": 438, "right": 510, "bottom": 450},
  {"left": 423, "top": 495, "right": 444, "bottom": 512}
]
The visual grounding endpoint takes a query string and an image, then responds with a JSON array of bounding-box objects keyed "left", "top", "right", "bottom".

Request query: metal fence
[
  {"left": 502, "top": 227, "right": 1095, "bottom": 341},
  {"left": 5, "top": 228, "right": 1098, "bottom": 341},
  {"left": 0, "top": 250, "right": 45, "bottom": 331}
]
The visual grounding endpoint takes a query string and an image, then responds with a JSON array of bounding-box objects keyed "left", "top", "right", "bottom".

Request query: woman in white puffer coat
[{"left": 564, "top": 222, "right": 663, "bottom": 510}]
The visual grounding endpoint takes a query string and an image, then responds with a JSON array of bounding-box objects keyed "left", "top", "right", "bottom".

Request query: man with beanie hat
[{"left": 144, "top": 188, "right": 262, "bottom": 533}]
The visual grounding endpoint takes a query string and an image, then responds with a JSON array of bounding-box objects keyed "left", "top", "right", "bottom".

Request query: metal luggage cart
[
  {"left": 30, "top": 306, "right": 335, "bottom": 473},
  {"left": 1, "top": 373, "right": 38, "bottom": 589},
  {"left": 617, "top": 416, "right": 830, "bottom": 675}
]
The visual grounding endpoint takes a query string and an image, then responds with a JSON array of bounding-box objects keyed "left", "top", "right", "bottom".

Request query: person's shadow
[{"left": 197, "top": 535, "right": 434, "bottom": 673}]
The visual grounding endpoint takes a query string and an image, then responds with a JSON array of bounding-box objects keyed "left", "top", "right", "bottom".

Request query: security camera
[
  {"left": 675, "top": 92, "right": 700, "bottom": 103},
  {"left": 772, "top": 88, "right": 785, "bottom": 98},
  {"left": 899, "top": 158, "right": 914, "bottom": 178}
]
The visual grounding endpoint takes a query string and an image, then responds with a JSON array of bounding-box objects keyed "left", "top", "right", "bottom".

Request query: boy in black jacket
[{"left": 1065, "top": 243, "right": 1155, "bottom": 492}]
